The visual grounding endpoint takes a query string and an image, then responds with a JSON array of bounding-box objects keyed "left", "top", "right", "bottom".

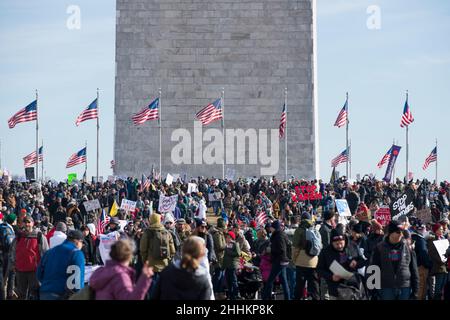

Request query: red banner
[{"left": 374, "top": 206, "right": 391, "bottom": 226}]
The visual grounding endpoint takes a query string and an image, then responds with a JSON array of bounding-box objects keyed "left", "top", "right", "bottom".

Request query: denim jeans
[
  {"left": 286, "top": 265, "right": 296, "bottom": 300},
  {"left": 433, "top": 273, "right": 448, "bottom": 300},
  {"left": 225, "top": 268, "right": 239, "bottom": 299},
  {"left": 213, "top": 201, "right": 222, "bottom": 216},
  {"left": 212, "top": 268, "right": 225, "bottom": 293},
  {"left": 263, "top": 263, "right": 291, "bottom": 300},
  {"left": 379, "top": 288, "right": 411, "bottom": 300},
  {"left": 147, "top": 272, "right": 160, "bottom": 300}
]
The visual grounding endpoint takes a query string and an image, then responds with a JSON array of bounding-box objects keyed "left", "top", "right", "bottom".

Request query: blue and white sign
[{"left": 335, "top": 199, "right": 352, "bottom": 217}]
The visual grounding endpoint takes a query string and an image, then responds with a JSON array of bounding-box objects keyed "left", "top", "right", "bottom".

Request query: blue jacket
[{"left": 37, "top": 240, "right": 85, "bottom": 294}]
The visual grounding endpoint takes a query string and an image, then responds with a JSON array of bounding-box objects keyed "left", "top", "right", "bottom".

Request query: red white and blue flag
[
  {"left": 334, "top": 99, "right": 348, "bottom": 128},
  {"left": 132, "top": 98, "right": 159, "bottom": 125},
  {"left": 255, "top": 210, "right": 268, "bottom": 227},
  {"left": 23, "top": 146, "right": 43, "bottom": 168},
  {"left": 76, "top": 98, "right": 98, "bottom": 126},
  {"left": 141, "top": 174, "right": 151, "bottom": 190},
  {"left": 377, "top": 146, "right": 393, "bottom": 169},
  {"left": 331, "top": 148, "right": 349, "bottom": 168},
  {"left": 66, "top": 147, "right": 87, "bottom": 168},
  {"left": 423, "top": 147, "right": 437, "bottom": 171},
  {"left": 96, "top": 209, "right": 110, "bottom": 235},
  {"left": 400, "top": 99, "right": 414, "bottom": 128},
  {"left": 8, "top": 100, "right": 37, "bottom": 129},
  {"left": 279, "top": 104, "right": 287, "bottom": 138},
  {"left": 196, "top": 98, "right": 222, "bottom": 126}
]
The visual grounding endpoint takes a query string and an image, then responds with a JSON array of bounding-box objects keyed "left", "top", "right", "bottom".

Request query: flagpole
[
  {"left": 41, "top": 139, "right": 44, "bottom": 183},
  {"left": 222, "top": 88, "right": 225, "bottom": 180},
  {"left": 96, "top": 88, "right": 100, "bottom": 184},
  {"left": 346, "top": 92, "right": 349, "bottom": 179},
  {"left": 85, "top": 140, "right": 88, "bottom": 183},
  {"left": 349, "top": 139, "right": 352, "bottom": 179},
  {"left": 436, "top": 138, "right": 438, "bottom": 184},
  {"left": 285, "top": 87, "right": 288, "bottom": 182},
  {"left": 35, "top": 89, "right": 39, "bottom": 182},
  {"left": 406, "top": 90, "right": 409, "bottom": 181},
  {"left": 159, "top": 88, "right": 162, "bottom": 179},
  {"left": 392, "top": 138, "right": 396, "bottom": 183}
]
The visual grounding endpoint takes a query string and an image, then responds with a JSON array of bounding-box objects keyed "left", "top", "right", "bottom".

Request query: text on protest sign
[
  {"left": 165, "top": 173, "right": 174, "bottom": 185},
  {"left": 374, "top": 206, "right": 391, "bottom": 227},
  {"left": 292, "top": 185, "right": 323, "bottom": 202},
  {"left": 98, "top": 231, "right": 120, "bottom": 264},
  {"left": 188, "top": 183, "right": 198, "bottom": 194},
  {"left": 158, "top": 194, "right": 178, "bottom": 213},
  {"left": 83, "top": 199, "right": 101, "bottom": 212},
  {"left": 390, "top": 189, "right": 415, "bottom": 220},
  {"left": 120, "top": 199, "right": 137, "bottom": 212},
  {"left": 335, "top": 199, "right": 352, "bottom": 217}
]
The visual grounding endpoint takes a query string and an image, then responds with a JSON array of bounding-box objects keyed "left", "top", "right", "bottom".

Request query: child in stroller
[{"left": 237, "top": 262, "right": 263, "bottom": 300}]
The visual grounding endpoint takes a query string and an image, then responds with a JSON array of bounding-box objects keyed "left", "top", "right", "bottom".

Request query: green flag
[{"left": 68, "top": 173, "right": 77, "bottom": 185}]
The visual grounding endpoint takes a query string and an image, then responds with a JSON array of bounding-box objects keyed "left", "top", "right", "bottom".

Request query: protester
[
  {"left": 49, "top": 222, "right": 67, "bottom": 248},
  {"left": 223, "top": 231, "right": 241, "bottom": 300},
  {"left": 427, "top": 223, "right": 449, "bottom": 300},
  {"left": 0, "top": 213, "right": 17, "bottom": 300}
]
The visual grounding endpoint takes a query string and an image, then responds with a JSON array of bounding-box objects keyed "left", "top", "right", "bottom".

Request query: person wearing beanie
[
  {"left": 366, "top": 220, "right": 384, "bottom": 262},
  {"left": 370, "top": 220, "right": 419, "bottom": 300},
  {"left": 0, "top": 213, "right": 17, "bottom": 300},
  {"left": 37, "top": 230, "right": 85, "bottom": 300},
  {"left": 223, "top": 231, "right": 241, "bottom": 300},
  {"left": 262, "top": 219, "right": 292, "bottom": 300},
  {"left": 49, "top": 222, "right": 67, "bottom": 248},
  {"left": 11, "top": 213, "right": 49, "bottom": 300},
  {"left": 319, "top": 211, "right": 336, "bottom": 249},
  {"left": 410, "top": 220, "right": 432, "bottom": 300},
  {"left": 210, "top": 217, "right": 227, "bottom": 297},
  {"left": 317, "top": 223, "right": 366, "bottom": 300},
  {"left": 348, "top": 222, "right": 369, "bottom": 264},
  {"left": 164, "top": 214, "right": 181, "bottom": 255},
  {"left": 140, "top": 212, "right": 175, "bottom": 299},
  {"left": 426, "top": 223, "right": 449, "bottom": 300}
]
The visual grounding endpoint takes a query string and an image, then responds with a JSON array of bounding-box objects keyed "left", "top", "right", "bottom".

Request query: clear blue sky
[{"left": 0, "top": 0, "right": 449, "bottom": 182}]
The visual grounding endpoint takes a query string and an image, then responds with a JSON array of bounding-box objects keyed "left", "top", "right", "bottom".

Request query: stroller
[{"left": 237, "top": 262, "right": 263, "bottom": 300}]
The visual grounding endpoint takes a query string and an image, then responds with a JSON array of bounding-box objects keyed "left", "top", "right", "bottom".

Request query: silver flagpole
[
  {"left": 35, "top": 89, "right": 39, "bottom": 182},
  {"left": 392, "top": 138, "right": 396, "bottom": 183},
  {"left": 436, "top": 138, "right": 438, "bottom": 184},
  {"left": 96, "top": 88, "right": 100, "bottom": 184},
  {"left": 159, "top": 88, "right": 162, "bottom": 179},
  {"left": 349, "top": 139, "right": 352, "bottom": 179},
  {"left": 406, "top": 90, "right": 409, "bottom": 181},
  {"left": 222, "top": 88, "right": 225, "bottom": 180},
  {"left": 85, "top": 140, "right": 88, "bottom": 183},
  {"left": 41, "top": 139, "right": 44, "bottom": 183},
  {"left": 285, "top": 87, "right": 288, "bottom": 182},
  {"left": 346, "top": 92, "right": 349, "bottom": 179}
]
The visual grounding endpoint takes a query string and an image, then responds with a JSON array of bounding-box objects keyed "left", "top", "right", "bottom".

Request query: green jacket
[
  {"left": 222, "top": 241, "right": 241, "bottom": 269},
  {"left": 140, "top": 225, "right": 176, "bottom": 273},
  {"left": 211, "top": 227, "right": 227, "bottom": 268}
]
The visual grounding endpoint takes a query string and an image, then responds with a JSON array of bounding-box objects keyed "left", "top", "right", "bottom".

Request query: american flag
[
  {"left": 423, "top": 147, "right": 437, "bottom": 170},
  {"left": 331, "top": 149, "right": 349, "bottom": 168},
  {"left": 141, "top": 174, "right": 151, "bottom": 190},
  {"left": 279, "top": 104, "right": 287, "bottom": 138},
  {"left": 334, "top": 99, "right": 348, "bottom": 128},
  {"left": 96, "top": 209, "right": 110, "bottom": 235},
  {"left": 110, "top": 160, "right": 115, "bottom": 169},
  {"left": 66, "top": 147, "right": 87, "bottom": 168},
  {"left": 8, "top": 100, "right": 38, "bottom": 129},
  {"left": 76, "top": 98, "right": 98, "bottom": 126},
  {"left": 196, "top": 98, "right": 222, "bottom": 126},
  {"left": 23, "top": 147, "right": 43, "bottom": 168},
  {"left": 400, "top": 99, "right": 414, "bottom": 128},
  {"left": 255, "top": 211, "right": 268, "bottom": 227},
  {"left": 132, "top": 98, "right": 159, "bottom": 125},
  {"left": 377, "top": 146, "right": 392, "bottom": 169}
]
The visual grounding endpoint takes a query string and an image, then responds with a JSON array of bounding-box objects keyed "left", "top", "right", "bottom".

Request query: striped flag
[
  {"left": 423, "top": 147, "right": 437, "bottom": 170},
  {"left": 141, "top": 174, "right": 151, "bottom": 190},
  {"left": 377, "top": 146, "right": 393, "bottom": 169},
  {"left": 76, "top": 98, "right": 98, "bottom": 126},
  {"left": 23, "top": 147, "right": 43, "bottom": 168},
  {"left": 255, "top": 210, "right": 268, "bottom": 227},
  {"left": 8, "top": 100, "right": 37, "bottom": 129},
  {"left": 96, "top": 209, "right": 110, "bottom": 235},
  {"left": 334, "top": 99, "right": 348, "bottom": 128},
  {"left": 132, "top": 98, "right": 159, "bottom": 125},
  {"left": 66, "top": 147, "right": 87, "bottom": 168},
  {"left": 279, "top": 104, "right": 287, "bottom": 138},
  {"left": 331, "top": 148, "right": 349, "bottom": 168},
  {"left": 400, "top": 99, "right": 414, "bottom": 128},
  {"left": 196, "top": 98, "right": 222, "bottom": 126}
]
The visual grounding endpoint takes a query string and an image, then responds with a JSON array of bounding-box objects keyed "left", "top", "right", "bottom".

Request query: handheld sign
[
  {"left": 335, "top": 199, "right": 352, "bottom": 217},
  {"left": 166, "top": 173, "right": 174, "bottom": 185},
  {"left": 158, "top": 194, "right": 178, "bottom": 213},
  {"left": 188, "top": 183, "right": 198, "bottom": 194},
  {"left": 374, "top": 206, "right": 391, "bottom": 226},
  {"left": 390, "top": 189, "right": 415, "bottom": 221},
  {"left": 68, "top": 173, "right": 77, "bottom": 185},
  {"left": 84, "top": 199, "right": 101, "bottom": 212},
  {"left": 120, "top": 199, "right": 137, "bottom": 212}
]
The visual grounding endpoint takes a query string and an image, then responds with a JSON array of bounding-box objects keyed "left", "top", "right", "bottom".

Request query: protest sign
[
  {"left": 120, "top": 199, "right": 137, "bottom": 212},
  {"left": 84, "top": 265, "right": 101, "bottom": 283},
  {"left": 98, "top": 231, "right": 120, "bottom": 264},
  {"left": 374, "top": 206, "right": 391, "bottom": 226},
  {"left": 188, "top": 183, "right": 198, "bottom": 194},
  {"left": 433, "top": 239, "right": 450, "bottom": 263},
  {"left": 335, "top": 199, "right": 352, "bottom": 217},
  {"left": 390, "top": 189, "right": 415, "bottom": 220},
  {"left": 330, "top": 260, "right": 354, "bottom": 280},
  {"left": 166, "top": 173, "right": 174, "bottom": 185},
  {"left": 68, "top": 173, "right": 77, "bottom": 185},
  {"left": 83, "top": 199, "right": 101, "bottom": 212},
  {"left": 225, "top": 168, "right": 236, "bottom": 181},
  {"left": 158, "top": 194, "right": 178, "bottom": 213}
]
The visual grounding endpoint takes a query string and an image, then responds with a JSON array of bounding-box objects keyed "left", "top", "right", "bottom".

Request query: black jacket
[
  {"left": 370, "top": 238, "right": 419, "bottom": 296},
  {"left": 153, "top": 262, "right": 211, "bottom": 300},
  {"left": 270, "top": 230, "right": 290, "bottom": 264},
  {"left": 411, "top": 233, "right": 432, "bottom": 269},
  {"left": 82, "top": 234, "right": 96, "bottom": 265},
  {"left": 319, "top": 223, "right": 333, "bottom": 248}
]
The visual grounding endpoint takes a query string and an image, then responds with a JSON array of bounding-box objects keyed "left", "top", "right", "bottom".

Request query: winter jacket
[
  {"left": 411, "top": 233, "right": 432, "bottom": 270},
  {"left": 11, "top": 229, "right": 49, "bottom": 272},
  {"left": 370, "top": 238, "right": 419, "bottom": 296},
  {"left": 211, "top": 227, "right": 227, "bottom": 268},
  {"left": 346, "top": 191, "right": 360, "bottom": 215},
  {"left": 140, "top": 225, "right": 176, "bottom": 273},
  {"left": 292, "top": 220, "right": 318, "bottom": 268},
  {"left": 366, "top": 233, "right": 384, "bottom": 259},
  {"left": 427, "top": 235, "right": 449, "bottom": 275},
  {"left": 37, "top": 240, "right": 85, "bottom": 294},
  {"left": 90, "top": 260, "right": 152, "bottom": 300},
  {"left": 49, "top": 231, "right": 67, "bottom": 248},
  {"left": 319, "top": 222, "right": 333, "bottom": 248},
  {"left": 270, "top": 230, "right": 290, "bottom": 265},
  {"left": 223, "top": 241, "right": 241, "bottom": 269},
  {"left": 82, "top": 234, "right": 97, "bottom": 265},
  {"left": 153, "top": 260, "right": 212, "bottom": 300},
  {"left": 317, "top": 242, "right": 366, "bottom": 299}
]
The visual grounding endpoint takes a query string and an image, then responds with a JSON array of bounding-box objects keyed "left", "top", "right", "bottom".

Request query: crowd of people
[{"left": 0, "top": 175, "right": 449, "bottom": 300}]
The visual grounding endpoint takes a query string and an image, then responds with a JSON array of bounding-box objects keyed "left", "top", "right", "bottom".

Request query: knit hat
[
  {"left": 196, "top": 218, "right": 207, "bottom": 228},
  {"left": 352, "top": 222, "right": 363, "bottom": 234},
  {"left": 227, "top": 231, "right": 236, "bottom": 240},
  {"left": 67, "top": 229, "right": 84, "bottom": 241},
  {"left": 387, "top": 220, "right": 403, "bottom": 234},
  {"left": 271, "top": 220, "right": 281, "bottom": 231},
  {"left": 164, "top": 214, "right": 175, "bottom": 224},
  {"left": 149, "top": 213, "right": 162, "bottom": 228},
  {"left": 249, "top": 220, "right": 257, "bottom": 229},
  {"left": 323, "top": 210, "right": 334, "bottom": 221},
  {"left": 176, "top": 218, "right": 186, "bottom": 225},
  {"left": 301, "top": 212, "right": 311, "bottom": 221},
  {"left": 217, "top": 218, "right": 226, "bottom": 229},
  {"left": 432, "top": 223, "right": 443, "bottom": 234},
  {"left": 330, "top": 228, "right": 345, "bottom": 242},
  {"left": 5, "top": 213, "right": 17, "bottom": 224}
]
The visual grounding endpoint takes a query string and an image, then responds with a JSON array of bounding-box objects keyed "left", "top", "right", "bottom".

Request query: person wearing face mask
[
  {"left": 37, "top": 230, "right": 85, "bottom": 300},
  {"left": 317, "top": 225, "right": 366, "bottom": 300}
]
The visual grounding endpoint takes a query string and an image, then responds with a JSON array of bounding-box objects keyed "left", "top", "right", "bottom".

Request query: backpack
[
  {"left": 147, "top": 229, "right": 171, "bottom": 260},
  {"left": 305, "top": 228, "right": 322, "bottom": 257}
]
